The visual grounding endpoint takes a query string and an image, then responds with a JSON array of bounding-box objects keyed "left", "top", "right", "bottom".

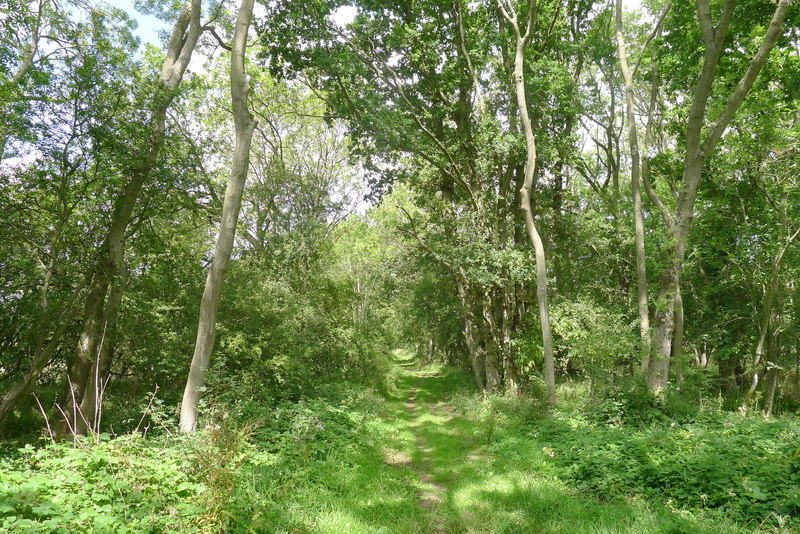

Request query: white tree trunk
[
  {"left": 180, "top": 0, "right": 258, "bottom": 433},
  {"left": 497, "top": 0, "right": 556, "bottom": 405},
  {"left": 615, "top": 0, "right": 651, "bottom": 374}
]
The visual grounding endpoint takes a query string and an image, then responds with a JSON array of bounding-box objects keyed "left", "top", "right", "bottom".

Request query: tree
[
  {"left": 640, "top": 0, "right": 791, "bottom": 391},
  {"left": 496, "top": 0, "right": 555, "bottom": 403},
  {"left": 0, "top": 4, "right": 142, "bottom": 430},
  {"left": 63, "top": 0, "right": 205, "bottom": 434},
  {"left": 180, "top": 0, "right": 257, "bottom": 433},
  {"left": 614, "top": 0, "right": 671, "bottom": 373}
]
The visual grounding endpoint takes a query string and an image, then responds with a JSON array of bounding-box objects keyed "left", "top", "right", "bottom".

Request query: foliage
[
  {"left": 0, "top": 435, "right": 205, "bottom": 533},
  {"left": 536, "top": 413, "right": 800, "bottom": 528}
]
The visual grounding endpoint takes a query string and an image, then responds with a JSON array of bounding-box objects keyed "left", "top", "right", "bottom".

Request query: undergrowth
[{"left": 2, "top": 361, "right": 798, "bottom": 533}]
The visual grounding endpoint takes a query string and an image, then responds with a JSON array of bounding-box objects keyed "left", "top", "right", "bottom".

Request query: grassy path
[
  {"left": 269, "top": 352, "right": 762, "bottom": 533},
  {"left": 0, "top": 353, "right": 790, "bottom": 533}
]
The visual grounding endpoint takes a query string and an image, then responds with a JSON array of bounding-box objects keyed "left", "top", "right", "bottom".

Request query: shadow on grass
[{"left": 236, "top": 356, "right": 756, "bottom": 534}]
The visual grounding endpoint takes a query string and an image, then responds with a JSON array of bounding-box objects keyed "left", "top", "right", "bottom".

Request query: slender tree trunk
[
  {"left": 180, "top": 0, "right": 258, "bottom": 432},
  {"left": 763, "top": 367, "right": 779, "bottom": 417},
  {"left": 615, "top": 0, "right": 651, "bottom": 374},
  {"left": 742, "top": 227, "right": 799, "bottom": 412},
  {"left": 61, "top": 0, "right": 204, "bottom": 433},
  {"left": 673, "top": 287, "right": 685, "bottom": 384},
  {"left": 516, "top": 55, "right": 555, "bottom": 404},
  {"left": 497, "top": 0, "right": 556, "bottom": 405}
]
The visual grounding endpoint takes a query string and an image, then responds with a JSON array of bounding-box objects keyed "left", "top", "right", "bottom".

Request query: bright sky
[{"left": 113, "top": 0, "right": 170, "bottom": 49}]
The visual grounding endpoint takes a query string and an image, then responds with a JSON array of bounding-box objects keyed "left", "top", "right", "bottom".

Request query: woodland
[{"left": 0, "top": 0, "right": 799, "bottom": 532}]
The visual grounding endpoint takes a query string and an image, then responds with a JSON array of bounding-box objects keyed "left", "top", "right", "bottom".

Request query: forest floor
[
  {"left": 309, "top": 351, "right": 764, "bottom": 534},
  {"left": 2, "top": 352, "right": 796, "bottom": 533}
]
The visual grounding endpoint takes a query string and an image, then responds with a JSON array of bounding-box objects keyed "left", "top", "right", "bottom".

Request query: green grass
[
  {"left": 1, "top": 351, "right": 797, "bottom": 533},
  {"left": 240, "top": 350, "right": 788, "bottom": 533}
]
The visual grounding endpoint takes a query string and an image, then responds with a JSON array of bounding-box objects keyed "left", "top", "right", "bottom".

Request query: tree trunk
[
  {"left": 484, "top": 334, "right": 502, "bottom": 393},
  {"left": 673, "top": 287, "right": 685, "bottom": 384},
  {"left": 180, "top": 0, "right": 258, "bottom": 433},
  {"left": 497, "top": 0, "right": 556, "bottom": 405},
  {"left": 458, "top": 282, "right": 486, "bottom": 389},
  {"left": 61, "top": 0, "right": 204, "bottom": 434},
  {"left": 501, "top": 281, "right": 519, "bottom": 394},
  {"left": 763, "top": 367, "right": 779, "bottom": 417},
  {"left": 646, "top": 0, "right": 789, "bottom": 393},
  {"left": 77, "top": 266, "right": 126, "bottom": 434},
  {"left": 615, "top": 0, "right": 651, "bottom": 374}
]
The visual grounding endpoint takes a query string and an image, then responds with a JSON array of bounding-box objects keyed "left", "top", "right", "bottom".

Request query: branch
[
  {"left": 632, "top": 1, "right": 672, "bottom": 76},
  {"left": 397, "top": 204, "right": 466, "bottom": 282},
  {"left": 522, "top": 0, "right": 538, "bottom": 44},
  {"left": 713, "top": 0, "right": 737, "bottom": 53},
  {"left": 696, "top": 0, "right": 716, "bottom": 50},
  {"left": 332, "top": 27, "right": 480, "bottom": 210},
  {"left": 640, "top": 20, "right": 673, "bottom": 227},
  {"left": 204, "top": 26, "right": 231, "bottom": 51},
  {"left": 702, "top": 0, "right": 790, "bottom": 154}
]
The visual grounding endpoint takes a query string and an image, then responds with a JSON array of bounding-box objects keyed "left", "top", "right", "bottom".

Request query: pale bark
[
  {"left": 646, "top": 0, "right": 790, "bottom": 392},
  {"left": 741, "top": 227, "right": 800, "bottom": 413},
  {"left": 615, "top": 0, "right": 651, "bottom": 374},
  {"left": 62, "top": 0, "right": 204, "bottom": 433},
  {"left": 180, "top": 0, "right": 257, "bottom": 433},
  {"left": 673, "top": 288, "right": 685, "bottom": 384},
  {"left": 763, "top": 367, "right": 779, "bottom": 417},
  {"left": 497, "top": 0, "right": 555, "bottom": 404}
]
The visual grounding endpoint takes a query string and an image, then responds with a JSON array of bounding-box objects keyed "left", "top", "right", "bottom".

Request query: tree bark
[
  {"left": 673, "top": 287, "right": 685, "bottom": 384},
  {"left": 646, "top": 0, "right": 790, "bottom": 392},
  {"left": 62, "top": 0, "right": 204, "bottom": 433},
  {"left": 615, "top": 0, "right": 652, "bottom": 374},
  {"left": 763, "top": 367, "right": 779, "bottom": 418},
  {"left": 180, "top": 0, "right": 258, "bottom": 433},
  {"left": 458, "top": 282, "right": 486, "bottom": 389},
  {"left": 497, "top": 0, "right": 556, "bottom": 405},
  {"left": 76, "top": 266, "right": 126, "bottom": 434}
]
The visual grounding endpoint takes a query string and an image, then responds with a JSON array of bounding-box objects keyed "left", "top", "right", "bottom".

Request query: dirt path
[
  {"left": 405, "top": 386, "right": 446, "bottom": 511},
  {"left": 381, "top": 365, "right": 453, "bottom": 532},
  {"left": 369, "top": 353, "right": 736, "bottom": 534}
]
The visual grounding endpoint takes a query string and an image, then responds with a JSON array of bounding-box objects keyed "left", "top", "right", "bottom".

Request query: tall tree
[
  {"left": 180, "top": 0, "right": 257, "bottom": 433},
  {"left": 643, "top": 0, "right": 791, "bottom": 391},
  {"left": 614, "top": 1, "right": 671, "bottom": 373},
  {"left": 496, "top": 0, "right": 555, "bottom": 404},
  {"left": 63, "top": 0, "right": 204, "bottom": 434}
]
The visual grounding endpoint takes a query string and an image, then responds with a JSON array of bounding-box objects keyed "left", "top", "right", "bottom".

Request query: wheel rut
[{"left": 382, "top": 370, "right": 449, "bottom": 533}]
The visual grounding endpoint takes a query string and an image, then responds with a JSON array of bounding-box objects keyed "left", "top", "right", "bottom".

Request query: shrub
[
  {"left": 0, "top": 435, "right": 205, "bottom": 533},
  {"left": 537, "top": 413, "right": 800, "bottom": 528}
]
